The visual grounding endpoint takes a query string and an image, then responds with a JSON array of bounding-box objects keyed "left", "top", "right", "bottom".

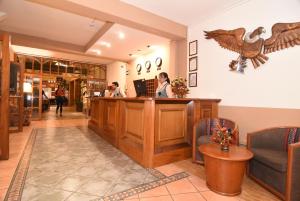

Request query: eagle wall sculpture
[{"left": 204, "top": 22, "right": 300, "bottom": 73}]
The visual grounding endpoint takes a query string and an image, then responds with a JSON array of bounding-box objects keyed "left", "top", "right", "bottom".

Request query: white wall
[
  {"left": 126, "top": 45, "right": 170, "bottom": 97},
  {"left": 188, "top": 0, "right": 300, "bottom": 109},
  {"left": 127, "top": 46, "right": 170, "bottom": 80},
  {"left": 107, "top": 61, "right": 127, "bottom": 91}
]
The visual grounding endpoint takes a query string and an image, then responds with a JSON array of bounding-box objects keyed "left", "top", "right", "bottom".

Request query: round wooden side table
[{"left": 199, "top": 143, "right": 253, "bottom": 196}]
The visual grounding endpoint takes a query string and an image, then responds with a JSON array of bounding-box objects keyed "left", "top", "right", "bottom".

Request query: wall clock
[
  {"left": 136, "top": 64, "right": 142, "bottom": 75},
  {"left": 145, "top": 60, "right": 151, "bottom": 73},
  {"left": 155, "top": 57, "right": 162, "bottom": 70}
]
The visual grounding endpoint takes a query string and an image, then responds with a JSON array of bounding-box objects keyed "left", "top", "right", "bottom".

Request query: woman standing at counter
[{"left": 156, "top": 72, "right": 173, "bottom": 98}]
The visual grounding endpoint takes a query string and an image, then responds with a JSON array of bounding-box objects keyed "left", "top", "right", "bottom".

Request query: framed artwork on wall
[
  {"left": 189, "top": 56, "right": 197, "bottom": 72},
  {"left": 189, "top": 40, "right": 198, "bottom": 56},
  {"left": 189, "top": 72, "right": 197, "bottom": 87}
]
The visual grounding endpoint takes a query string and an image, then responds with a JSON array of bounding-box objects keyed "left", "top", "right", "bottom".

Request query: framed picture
[
  {"left": 189, "top": 72, "right": 197, "bottom": 87},
  {"left": 189, "top": 40, "right": 198, "bottom": 56},
  {"left": 189, "top": 56, "right": 197, "bottom": 72}
]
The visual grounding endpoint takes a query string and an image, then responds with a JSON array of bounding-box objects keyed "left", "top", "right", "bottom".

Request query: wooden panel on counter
[{"left": 88, "top": 97, "right": 220, "bottom": 167}]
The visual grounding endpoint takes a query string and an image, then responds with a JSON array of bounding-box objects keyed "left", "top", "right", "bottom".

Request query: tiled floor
[
  {"left": 0, "top": 108, "right": 280, "bottom": 201},
  {"left": 22, "top": 127, "right": 160, "bottom": 201}
]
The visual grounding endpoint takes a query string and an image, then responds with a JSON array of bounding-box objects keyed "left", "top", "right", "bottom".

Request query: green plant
[{"left": 75, "top": 98, "right": 83, "bottom": 106}]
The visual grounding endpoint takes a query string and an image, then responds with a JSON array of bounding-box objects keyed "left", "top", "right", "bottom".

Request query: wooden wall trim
[{"left": 0, "top": 32, "right": 10, "bottom": 160}]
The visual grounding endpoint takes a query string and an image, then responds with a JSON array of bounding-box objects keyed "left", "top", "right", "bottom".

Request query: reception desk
[{"left": 88, "top": 97, "right": 221, "bottom": 167}]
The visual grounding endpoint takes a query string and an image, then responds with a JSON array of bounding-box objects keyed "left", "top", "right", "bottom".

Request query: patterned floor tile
[{"left": 7, "top": 126, "right": 182, "bottom": 201}]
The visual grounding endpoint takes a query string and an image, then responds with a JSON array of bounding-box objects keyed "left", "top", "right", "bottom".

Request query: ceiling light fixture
[
  {"left": 91, "top": 49, "right": 101, "bottom": 55},
  {"left": 89, "top": 18, "right": 96, "bottom": 27},
  {"left": 118, "top": 32, "right": 125, "bottom": 39},
  {"left": 99, "top": 41, "right": 111, "bottom": 48}
]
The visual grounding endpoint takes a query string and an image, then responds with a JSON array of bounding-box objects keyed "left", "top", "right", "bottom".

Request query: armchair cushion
[{"left": 251, "top": 148, "right": 288, "bottom": 172}]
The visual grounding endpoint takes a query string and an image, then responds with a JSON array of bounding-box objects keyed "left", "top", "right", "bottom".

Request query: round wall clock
[
  {"left": 145, "top": 60, "right": 151, "bottom": 70},
  {"left": 155, "top": 57, "right": 162, "bottom": 67},
  {"left": 136, "top": 64, "right": 142, "bottom": 73}
]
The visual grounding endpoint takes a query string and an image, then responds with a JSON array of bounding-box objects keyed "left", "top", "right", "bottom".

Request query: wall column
[
  {"left": 169, "top": 39, "right": 187, "bottom": 79},
  {"left": 0, "top": 32, "right": 10, "bottom": 160}
]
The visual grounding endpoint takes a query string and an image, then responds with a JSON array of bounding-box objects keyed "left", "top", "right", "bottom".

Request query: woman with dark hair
[{"left": 156, "top": 72, "right": 173, "bottom": 98}]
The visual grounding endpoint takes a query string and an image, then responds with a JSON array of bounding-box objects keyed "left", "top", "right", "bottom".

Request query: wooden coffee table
[{"left": 199, "top": 143, "right": 253, "bottom": 196}]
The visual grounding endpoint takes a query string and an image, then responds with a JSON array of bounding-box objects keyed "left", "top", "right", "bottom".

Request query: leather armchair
[
  {"left": 192, "top": 118, "right": 239, "bottom": 164},
  {"left": 247, "top": 127, "right": 300, "bottom": 201}
]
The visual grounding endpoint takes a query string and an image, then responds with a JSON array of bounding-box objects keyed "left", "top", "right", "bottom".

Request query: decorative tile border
[
  {"left": 4, "top": 129, "right": 37, "bottom": 201},
  {"left": 4, "top": 127, "right": 189, "bottom": 201},
  {"left": 97, "top": 172, "right": 189, "bottom": 201}
]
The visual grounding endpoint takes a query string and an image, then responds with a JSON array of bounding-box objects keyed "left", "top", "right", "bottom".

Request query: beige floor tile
[
  {"left": 0, "top": 188, "right": 7, "bottom": 201},
  {"left": 139, "top": 185, "right": 169, "bottom": 198},
  {"left": 155, "top": 163, "right": 184, "bottom": 176},
  {"left": 139, "top": 195, "right": 173, "bottom": 201},
  {"left": 124, "top": 194, "right": 139, "bottom": 200},
  {"left": 0, "top": 176, "right": 11, "bottom": 190},
  {"left": 187, "top": 175, "right": 209, "bottom": 191},
  {"left": 166, "top": 178, "right": 197, "bottom": 195},
  {"left": 172, "top": 192, "right": 206, "bottom": 201},
  {"left": 201, "top": 191, "right": 240, "bottom": 201}
]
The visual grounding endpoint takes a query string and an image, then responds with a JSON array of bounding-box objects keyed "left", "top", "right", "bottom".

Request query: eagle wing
[
  {"left": 204, "top": 28, "right": 245, "bottom": 54},
  {"left": 264, "top": 22, "right": 300, "bottom": 54}
]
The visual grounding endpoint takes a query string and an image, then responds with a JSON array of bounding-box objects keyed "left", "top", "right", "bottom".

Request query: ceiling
[
  {"left": 87, "top": 24, "right": 169, "bottom": 61},
  {"left": 0, "top": 0, "right": 104, "bottom": 46},
  {"left": 121, "top": 0, "right": 251, "bottom": 26},
  {"left": 0, "top": 0, "right": 250, "bottom": 63},
  {"left": 0, "top": 0, "right": 170, "bottom": 62}
]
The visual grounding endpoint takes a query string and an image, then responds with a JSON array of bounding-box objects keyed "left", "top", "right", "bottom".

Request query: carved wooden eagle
[{"left": 204, "top": 22, "right": 300, "bottom": 73}]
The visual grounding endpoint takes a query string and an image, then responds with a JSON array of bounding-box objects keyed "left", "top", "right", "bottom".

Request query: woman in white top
[
  {"left": 110, "top": 82, "right": 126, "bottom": 97},
  {"left": 156, "top": 72, "right": 173, "bottom": 98}
]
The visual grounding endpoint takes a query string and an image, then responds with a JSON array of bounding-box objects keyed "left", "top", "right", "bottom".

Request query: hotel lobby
[{"left": 0, "top": 0, "right": 300, "bottom": 201}]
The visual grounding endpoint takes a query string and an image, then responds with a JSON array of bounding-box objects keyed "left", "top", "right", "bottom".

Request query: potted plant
[
  {"left": 210, "top": 123, "right": 238, "bottom": 151},
  {"left": 75, "top": 98, "right": 83, "bottom": 112},
  {"left": 171, "top": 76, "right": 189, "bottom": 98}
]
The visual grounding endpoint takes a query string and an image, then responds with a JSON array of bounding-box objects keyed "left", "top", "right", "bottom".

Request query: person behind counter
[
  {"left": 110, "top": 81, "right": 126, "bottom": 97},
  {"left": 156, "top": 72, "right": 173, "bottom": 98}
]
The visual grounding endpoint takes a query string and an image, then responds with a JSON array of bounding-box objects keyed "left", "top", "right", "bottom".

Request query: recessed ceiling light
[
  {"left": 99, "top": 41, "right": 111, "bottom": 48},
  {"left": 149, "top": 45, "right": 158, "bottom": 50},
  {"left": 118, "top": 32, "right": 125, "bottom": 39},
  {"left": 89, "top": 18, "right": 96, "bottom": 27},
  {"left": 91, "top": 49, "right": 101, "bottom": 55}
]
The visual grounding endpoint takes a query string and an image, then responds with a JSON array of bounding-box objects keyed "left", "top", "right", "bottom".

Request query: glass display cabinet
[{"left": 9, "top": 62, "right": 23, "bottom": 132}]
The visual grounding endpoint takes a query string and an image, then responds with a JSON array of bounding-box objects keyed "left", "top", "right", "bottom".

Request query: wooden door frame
[{"left": 0, "top": 32, "right": 10, "bottom": 160}]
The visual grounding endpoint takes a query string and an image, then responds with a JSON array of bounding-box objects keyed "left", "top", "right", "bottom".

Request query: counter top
[{"left": 90, "top": 97, "right": 221, "bottom": 102}]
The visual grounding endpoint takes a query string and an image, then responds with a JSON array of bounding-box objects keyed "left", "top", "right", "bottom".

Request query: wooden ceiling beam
[
  {"left": 84, "top": 21, "right": 114, "bottom": 52},
  {"left": 0, "top": 30, "right": 128, "bottom": 63}
]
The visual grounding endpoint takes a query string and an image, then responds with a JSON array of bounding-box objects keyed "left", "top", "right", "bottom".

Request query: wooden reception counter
[{"left": 88, "top": 97, "right": 221, "bottom": 168}]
